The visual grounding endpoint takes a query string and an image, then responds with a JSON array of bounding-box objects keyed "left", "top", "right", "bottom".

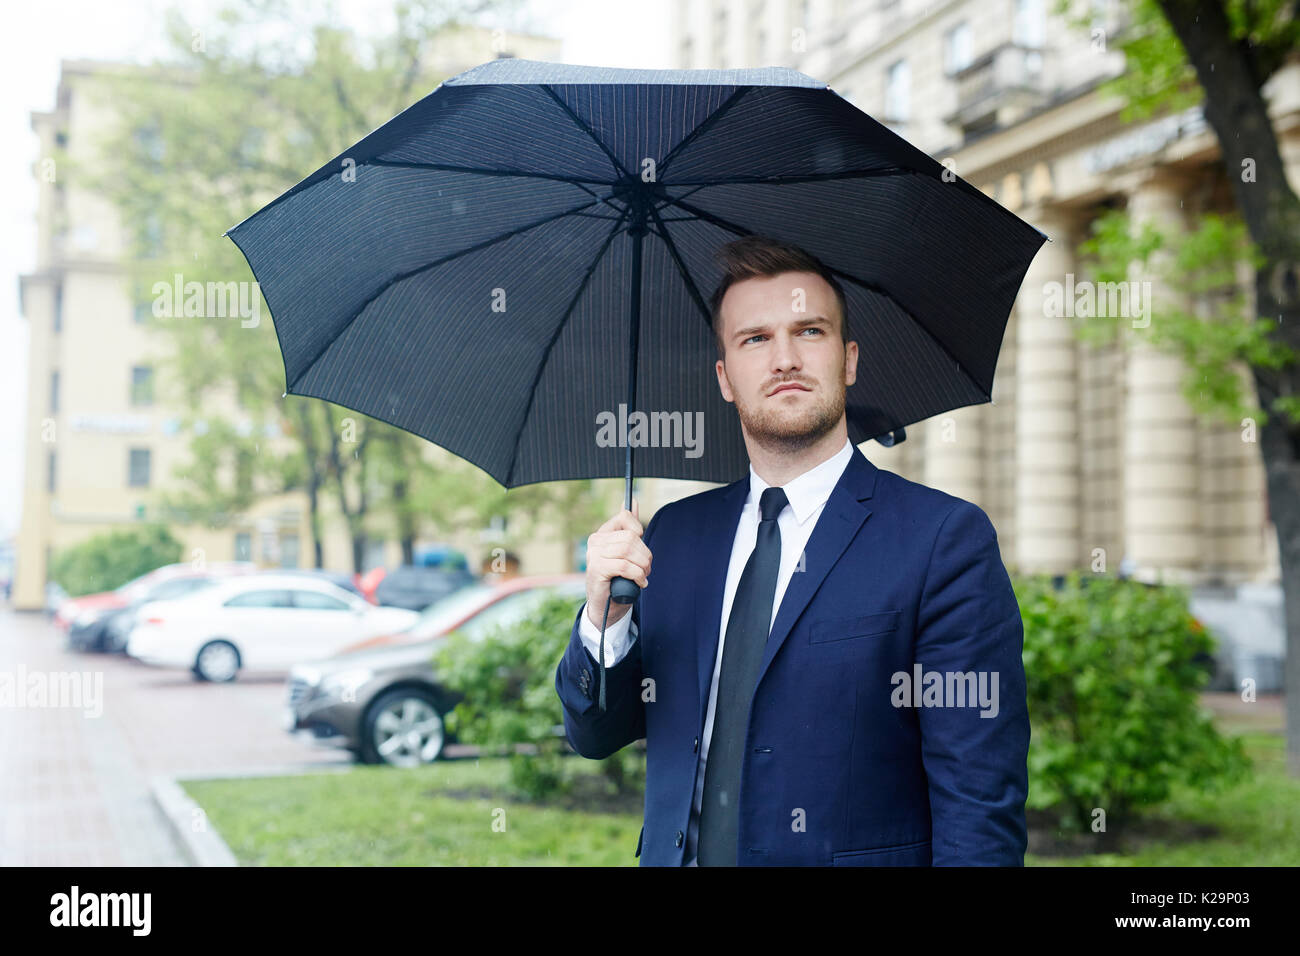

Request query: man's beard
[{"left": 732, "top": 368, "right": 846, "bottom": 456}]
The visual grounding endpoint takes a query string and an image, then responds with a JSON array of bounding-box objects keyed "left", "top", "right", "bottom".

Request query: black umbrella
[{"left": 225, "top": 58, "right": 1047, "bottom": 702}]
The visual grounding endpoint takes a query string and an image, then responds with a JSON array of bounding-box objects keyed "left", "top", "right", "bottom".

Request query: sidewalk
[{"left": 0, "top": 607, "right": 186, "bottom": 865}]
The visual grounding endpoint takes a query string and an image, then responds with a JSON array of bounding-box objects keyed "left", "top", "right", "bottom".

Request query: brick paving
[{"left": 0, "top": 606, "right": 351, "bottom": 865}]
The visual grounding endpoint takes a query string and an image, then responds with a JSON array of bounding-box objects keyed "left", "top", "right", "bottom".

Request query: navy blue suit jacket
[{"left": 555, "top": 445, "right": 1029, "bottom": 865}]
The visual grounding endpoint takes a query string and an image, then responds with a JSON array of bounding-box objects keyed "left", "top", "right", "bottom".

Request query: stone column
[
  {"left": 922, "top": 405, "right": 985, "bottom": 511},
  {"left": 1122, "top": 167, "right": 1200, "bottom": 584},
  {"left": 1014, "top": 204, "right": 1082, "bottom": 573}
]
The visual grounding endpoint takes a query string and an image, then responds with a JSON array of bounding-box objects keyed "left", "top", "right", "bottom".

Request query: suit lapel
[{"left": 757, "top": 447, "right": 878, "bottom": 693}]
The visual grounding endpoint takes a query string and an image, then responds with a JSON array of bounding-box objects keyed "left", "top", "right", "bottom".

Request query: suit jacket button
[
  {"left": 693, "top": 737, "right": 699, "bottom": 753},
  {"left": 675, "top": 831, "right": 683, "bottom": 847}
]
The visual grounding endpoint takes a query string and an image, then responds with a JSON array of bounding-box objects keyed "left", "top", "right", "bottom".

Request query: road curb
[{"left": 149, "top": 775, "right": 239, "bottom": 867}]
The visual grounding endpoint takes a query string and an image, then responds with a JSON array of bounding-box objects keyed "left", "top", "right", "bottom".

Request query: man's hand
[{"left": 585, "top": 499, "right": 652, "bottom": 630}]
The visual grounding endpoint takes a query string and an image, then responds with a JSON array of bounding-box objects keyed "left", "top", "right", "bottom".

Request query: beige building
[
  {"left": 13, "top": 29, "right": 567, "bottom": 612},
  {"left": 668, "top": 0, "right": 1300, "bottom": 586}
]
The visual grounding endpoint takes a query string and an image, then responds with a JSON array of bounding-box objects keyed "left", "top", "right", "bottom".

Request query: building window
[
  {"left": 53, "top": 283, "right": 63, "bottom": 333},
  {"left": 128, "top": 448, "right": 151, "bottom": 488},
  {"left": 47, "top": 451, "right": 56, "bottom": 492},
  {"left": 131, "top": 366, "right": 154, "bottom": 405},
  {"left": 50, "top": 370, "right": 59, "bottom": 414},
  {"left": 944, "top": 21, "right": 972, "bottom": 74},
  {"left": 1015, "top": 0, "right": 1045, "bottom": 73},
  {"left": 279, "top": 533, "right": 300, "bottom": 569},
  {"left": 235, "top": 532, "right": 252, "bottom": 561},
  {"left": 885, "top": 59, "right": 910, "bottom": 124},
  {"left": 1015, "top": 0, "right": 1046, "bottom": 46}
]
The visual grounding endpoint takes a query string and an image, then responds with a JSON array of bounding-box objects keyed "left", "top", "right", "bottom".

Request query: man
[{"left": 554, "top": 235, "right": 1029, "bottom": 866}]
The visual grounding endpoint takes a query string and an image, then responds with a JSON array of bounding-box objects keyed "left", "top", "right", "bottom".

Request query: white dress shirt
[{"left": 577, "top": 437, "right": 856, "bottom": 865}]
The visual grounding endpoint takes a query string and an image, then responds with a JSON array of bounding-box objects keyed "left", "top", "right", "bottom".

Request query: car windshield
[
  {"left": 407, "top": 583, "right": 497, "bottom": 636},
  {"left": 117, "top": 569, "right": 170, "bottom": 601}
]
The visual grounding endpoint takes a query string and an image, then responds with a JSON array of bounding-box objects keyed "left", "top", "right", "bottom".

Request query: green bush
[
  {"left": 1015, "top": 571, "right": 1250, "bottom": 834},
  {"left": 49, "top": 523, "right": 183, "bottom": 597},
  {"left": 433, "top": 592, "right": 640, "bottom": 800}
]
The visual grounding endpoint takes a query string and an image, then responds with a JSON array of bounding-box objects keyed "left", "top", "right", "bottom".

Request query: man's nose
[{"left": 771, "top": 332, "right": 802, "bottom": 372}]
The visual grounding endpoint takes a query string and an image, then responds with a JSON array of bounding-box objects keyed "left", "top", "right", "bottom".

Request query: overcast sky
[{"left": 0, "top": 0, "right": 674, "bottom": 540}]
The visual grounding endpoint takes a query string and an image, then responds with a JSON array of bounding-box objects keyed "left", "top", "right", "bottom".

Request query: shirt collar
[{"left": 747, "top": 437, "right": 854, "bottom": 526}]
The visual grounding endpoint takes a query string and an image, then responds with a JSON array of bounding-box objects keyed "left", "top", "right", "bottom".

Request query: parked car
[
  {"left": 126, "top": 573, "right": 420, "bottom": 682},
  {"left": 69, "top": 564, "right": 258, "bottom": 653},
  {"left": 273, "top": 568, "right": 370, "bottom": 601},
  {"left": 1189, "top": 581, "right": 1285, "bottom": 693},
  {"left": 54, "top": 561, "right": 256, "bottom": 631},
  {"left": 372, "top": 564, "right": 478, "bottom": 611},
  {"left": 284, "top": 574, "right": 585, "bottom": 766}
]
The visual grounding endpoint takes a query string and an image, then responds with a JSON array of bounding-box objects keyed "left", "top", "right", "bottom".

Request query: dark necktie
[{"left": 696, "top": 485, "right": 788, "bottom": 866}]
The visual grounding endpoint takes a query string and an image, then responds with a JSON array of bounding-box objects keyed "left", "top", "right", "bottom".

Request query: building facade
[{"left": 668, "top": 0, "right": 1300, "bottom": 586}]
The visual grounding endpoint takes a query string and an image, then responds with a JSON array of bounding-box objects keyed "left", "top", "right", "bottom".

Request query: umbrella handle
[{"left": 609, "top": 575, "right": 640, "bottom": 604}]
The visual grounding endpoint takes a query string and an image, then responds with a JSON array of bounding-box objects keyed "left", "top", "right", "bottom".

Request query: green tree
[
  {"left": 1057, "top": 0, "right": 1300, "bottom": 774},
  {"left": 72, "top": 0, "right": 518, "bottom": 569},
  {"left": 50, "top": 524, "right": 183, "bottom": 596}
]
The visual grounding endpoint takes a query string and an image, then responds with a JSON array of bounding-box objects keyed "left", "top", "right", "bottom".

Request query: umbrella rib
[
  {"left": 286, "top": 197, "right": 608, "bottom": 393},
  {"left": 541, "top": 85, "right": 632, "bottom": 181},
  {"left": 665, "top": 195, "right": 990, "bottom": 398},
  {"left": 658, "top": 88, "right": 751, "bottom": 177},
  {"left": 504, "top": 208, "right": 633, "bottom": 487},
  {"left": 366, "top": 158, "right": 612, "bottom": 187},
  {"left": 663, "top": 167, "right": 910, "bottom": 186},
  {"left": 647, "top": 204, "right": 716, "bottom": 338}
]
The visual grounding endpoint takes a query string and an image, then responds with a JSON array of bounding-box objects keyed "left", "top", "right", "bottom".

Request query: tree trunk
[{"left": 1156, "top": 0, "right": 1300, "bottom": 774}]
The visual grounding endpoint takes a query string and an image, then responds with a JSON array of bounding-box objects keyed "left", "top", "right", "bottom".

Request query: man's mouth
[{"left": 768, "top": 382, "right": 811, "bottom": 396}]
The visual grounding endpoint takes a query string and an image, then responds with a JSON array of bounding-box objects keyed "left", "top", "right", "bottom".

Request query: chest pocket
[{"left": 808, "top": 609, "right": 901, "bottom": 644}]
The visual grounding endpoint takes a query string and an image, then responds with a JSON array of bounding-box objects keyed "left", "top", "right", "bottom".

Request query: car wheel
[
  {"left": 361, "top": 688, "right": 446, "bottom": 767},
  {"left": 194, "top": 640, "right": 241, "bottom": 682}
]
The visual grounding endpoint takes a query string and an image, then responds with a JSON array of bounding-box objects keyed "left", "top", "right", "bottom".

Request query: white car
[{"left": 126, "top": 573, "right": 421, "bottom": 682}]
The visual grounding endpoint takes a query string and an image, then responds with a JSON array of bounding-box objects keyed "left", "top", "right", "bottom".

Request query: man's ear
[
  {"left": 844, "top": 340, "right": 858, "bottom": 388},
  {"left": 715, "top": 358, "right": 734, "bottom": 404}
]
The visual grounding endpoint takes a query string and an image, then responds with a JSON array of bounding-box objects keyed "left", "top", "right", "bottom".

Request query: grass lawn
[
  {"left": 182, "top": 754, "right": 645, "bottom": 866},
  {"left": 183, "top": 728, "right": 1299, "bottom": 866}
]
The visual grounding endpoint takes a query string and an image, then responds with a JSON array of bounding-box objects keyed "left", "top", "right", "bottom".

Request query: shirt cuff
[{"left": 577, "top": 599, "right": 636, "bottom": 667}]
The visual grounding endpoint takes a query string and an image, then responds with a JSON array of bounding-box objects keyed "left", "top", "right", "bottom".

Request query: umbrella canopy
[{"left": 226, "top": 57, "right": 1047, "bottom": 490}]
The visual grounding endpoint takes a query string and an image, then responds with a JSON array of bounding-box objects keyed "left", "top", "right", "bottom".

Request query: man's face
[{"left": 714, "top": 270, "right": 857, "bottom": 453}]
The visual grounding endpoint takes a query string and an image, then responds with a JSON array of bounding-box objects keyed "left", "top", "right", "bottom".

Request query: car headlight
[
  {"left": 290, "top": 665, "right": 322, "bottom": 687},
  {"left": 321, "top": 668, "right": 373, "bottom": 697}
]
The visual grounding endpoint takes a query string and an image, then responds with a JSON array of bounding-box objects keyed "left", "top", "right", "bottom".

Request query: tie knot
[{"left": 759, "top": 486, "right": 788, "bottom": 522}]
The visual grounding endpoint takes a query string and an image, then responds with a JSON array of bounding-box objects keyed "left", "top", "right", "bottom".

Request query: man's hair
[{"left": 707, "top": 235, "right": 848, "bottom": 360}]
